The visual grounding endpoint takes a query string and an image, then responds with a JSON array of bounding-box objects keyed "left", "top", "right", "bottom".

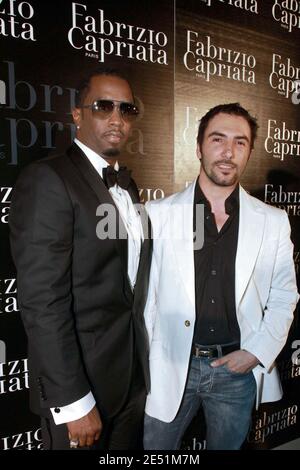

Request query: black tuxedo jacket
[{"left": 9, "top": 143, "right": 152, "bottom": 419}]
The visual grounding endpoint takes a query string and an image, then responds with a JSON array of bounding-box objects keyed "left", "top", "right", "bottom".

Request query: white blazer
[{"left": 144, "top": 181, "right": 299, "bottom": 423}]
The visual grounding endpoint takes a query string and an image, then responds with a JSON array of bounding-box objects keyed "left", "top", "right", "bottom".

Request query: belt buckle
[{"left": 195, "top": 347, "right": 213, "bottom": 358}]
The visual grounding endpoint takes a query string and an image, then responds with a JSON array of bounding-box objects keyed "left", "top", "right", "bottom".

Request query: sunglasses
[{"left": 79, "top": 99, "right": 139, "bottom": 122}]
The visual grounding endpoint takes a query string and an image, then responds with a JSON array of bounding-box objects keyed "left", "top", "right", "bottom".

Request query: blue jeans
[{"left": 144, "top": 355, "right": 256, "bottom": 450}]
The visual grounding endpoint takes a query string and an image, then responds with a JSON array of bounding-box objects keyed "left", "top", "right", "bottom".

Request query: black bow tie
[{"left": 102, "top": 165, "right": 131, "bottom": 190}]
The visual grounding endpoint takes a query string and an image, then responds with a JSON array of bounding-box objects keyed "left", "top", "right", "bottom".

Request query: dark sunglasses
[{"left": 79, "top": 99, "right": 139, "bottom": 122}]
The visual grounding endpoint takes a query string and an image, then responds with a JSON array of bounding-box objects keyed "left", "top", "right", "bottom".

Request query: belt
[{"left": 191, "top": 343, "right": 240, "bottom": 358}]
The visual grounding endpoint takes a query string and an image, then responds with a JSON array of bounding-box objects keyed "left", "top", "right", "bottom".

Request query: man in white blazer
[{"left": 143, "top": 103, "right": 299, "bottom": 450}]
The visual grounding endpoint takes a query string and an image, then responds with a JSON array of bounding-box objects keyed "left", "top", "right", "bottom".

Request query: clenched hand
[{"left": 67, "top": 405, "right": 102, "bottom": 448}]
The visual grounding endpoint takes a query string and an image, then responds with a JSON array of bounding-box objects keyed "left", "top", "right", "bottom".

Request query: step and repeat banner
[{"left": 0, "top": 0, "right": 299, "bottom": 450}]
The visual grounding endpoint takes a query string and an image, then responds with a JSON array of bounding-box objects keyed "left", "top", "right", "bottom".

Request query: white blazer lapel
[
  {"left": 235, "top": 186, "right": 265, "bottom": 308},
  {"left": 170, "top": 181, "right": 196, "bottom": 308}
]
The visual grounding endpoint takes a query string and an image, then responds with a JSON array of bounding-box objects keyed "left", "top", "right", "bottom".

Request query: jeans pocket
[{"left": 223, "top": 364, "right": 251, "bottom": 376}]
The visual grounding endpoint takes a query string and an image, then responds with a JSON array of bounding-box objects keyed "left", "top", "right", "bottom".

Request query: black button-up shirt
[{"left": 193, "top": 183, "right": 240, "bottom": 345}]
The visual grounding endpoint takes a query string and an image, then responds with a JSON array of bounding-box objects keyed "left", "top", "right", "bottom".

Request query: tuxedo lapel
[
  {"left": 235, "top": 186, "right": 265, "bottom": 308},
  {"left": 125, "top": 176, "right": 152, "bottom": 277},
  {"left": 128, "top": 184, "right": 153, "bottom": 319},
  {"left": 67, "top": 144, "right": 129, "bottom": 287},
  {"left": 170, "top": 181, "right": 196, "bottom": 308}
]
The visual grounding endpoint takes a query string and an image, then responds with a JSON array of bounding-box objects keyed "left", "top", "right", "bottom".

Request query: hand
[
  {"left": 67, "top": 405, "right": 102, "bottom": 448},
  {"left": 210, "top": 349, "right": 260, "bottom": 374}
]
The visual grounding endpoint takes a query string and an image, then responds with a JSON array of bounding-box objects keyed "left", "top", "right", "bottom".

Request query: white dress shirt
[{"left": 51, "top": 139, "right": 143, "bottom": 424}]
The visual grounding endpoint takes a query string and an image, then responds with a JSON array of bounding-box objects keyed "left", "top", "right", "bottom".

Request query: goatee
[{"left": 103, "top": 148, "right": 121, "bottom": 157}]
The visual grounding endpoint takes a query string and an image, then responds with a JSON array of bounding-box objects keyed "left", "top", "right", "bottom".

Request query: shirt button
[
  {"left": 54, "top": 408, "right": 60, "bottom": 413},
  {"left": 211, "top": 270, "right": 217, "bottom": 275},
  {"left": 185, "top": 320, "right": 191, "bottom": 327}
]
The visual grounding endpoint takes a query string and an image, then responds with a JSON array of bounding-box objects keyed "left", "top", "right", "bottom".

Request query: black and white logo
[
  {"left": 203, "top": 0, "right": 258, "bottom": 13},
  {"left": 264, "top": 119, "right": 300, "bottom": 161},
  {"left": 0, "top": 357, "right": 29, "bottom": 395},
  {"left": 68, "top": 3, "right": 168, "bottom": 64},
  {"left": 183, "top": 33, "right": 256, "bottom": 84},
  {"left": 0, "top": 0, "right": 36, "bottom": 41},
  {"left": 248, "top": 406, "right": 298, "bottom": 443},
  {"left": 269, "top": 53, "right": 300, "bottom": 100},
  {"left": 272, "top": 0, "right": 300, "bottom": 33},
  {"left": 0, "top": 277, "right": 19, "bottom": 314},
  {"left": 0, "top": 187, "right": 12, "bottom": 223},
  {"left": 1, "top": 427, "right": 42, "bottom": 450},
  {"left": 265, "top": 184, "right": 300, "bottom": 216}
]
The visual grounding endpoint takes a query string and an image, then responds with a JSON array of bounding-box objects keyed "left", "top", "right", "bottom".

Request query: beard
[
  {"left": 202, "top": 159, "right": 239, "bottom": 187},
  {"left": 102, "top": 147, "right": 121, "bottom": 157}
]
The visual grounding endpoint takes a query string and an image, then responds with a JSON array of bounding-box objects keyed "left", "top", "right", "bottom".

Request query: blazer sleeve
[
  {"left": 243, "top": 211, "right": 299, "bottom": 371},
  {"left": 9, "top": 162, "right": 91, "bottom": 408}
]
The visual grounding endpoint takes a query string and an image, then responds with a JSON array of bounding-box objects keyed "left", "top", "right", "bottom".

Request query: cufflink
[{"left": 54, "top": 407, "right": 60, "bottom": 413}]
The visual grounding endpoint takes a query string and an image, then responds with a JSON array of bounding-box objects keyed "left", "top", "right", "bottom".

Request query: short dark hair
[
  {"left": 197, "top": 103, "right": 258, "bottom": 150},
  {"left": 75, "top": 68, "right": 134, "bottom": 108}
]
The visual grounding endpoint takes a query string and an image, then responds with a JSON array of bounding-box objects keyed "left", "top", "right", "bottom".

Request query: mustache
[{"left": 103, "top": 130, "right": 125, "bottom": 137}]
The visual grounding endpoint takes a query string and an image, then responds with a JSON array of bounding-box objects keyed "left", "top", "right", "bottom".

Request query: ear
[
  {"left": 196, "top": 144, "right": 202, "bottom": 161},
  {"left": 72, "top": 107, "right": 82, "bottom": 128}
]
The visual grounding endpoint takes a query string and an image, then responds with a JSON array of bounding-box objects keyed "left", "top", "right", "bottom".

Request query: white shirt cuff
[{"left": 50, "top": 391, "right": 96, "bottom": 425}]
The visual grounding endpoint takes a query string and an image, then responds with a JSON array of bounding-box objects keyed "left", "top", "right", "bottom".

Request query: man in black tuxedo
[{"left": 9, "top": 69, "right": 151, "bottom": 450}]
